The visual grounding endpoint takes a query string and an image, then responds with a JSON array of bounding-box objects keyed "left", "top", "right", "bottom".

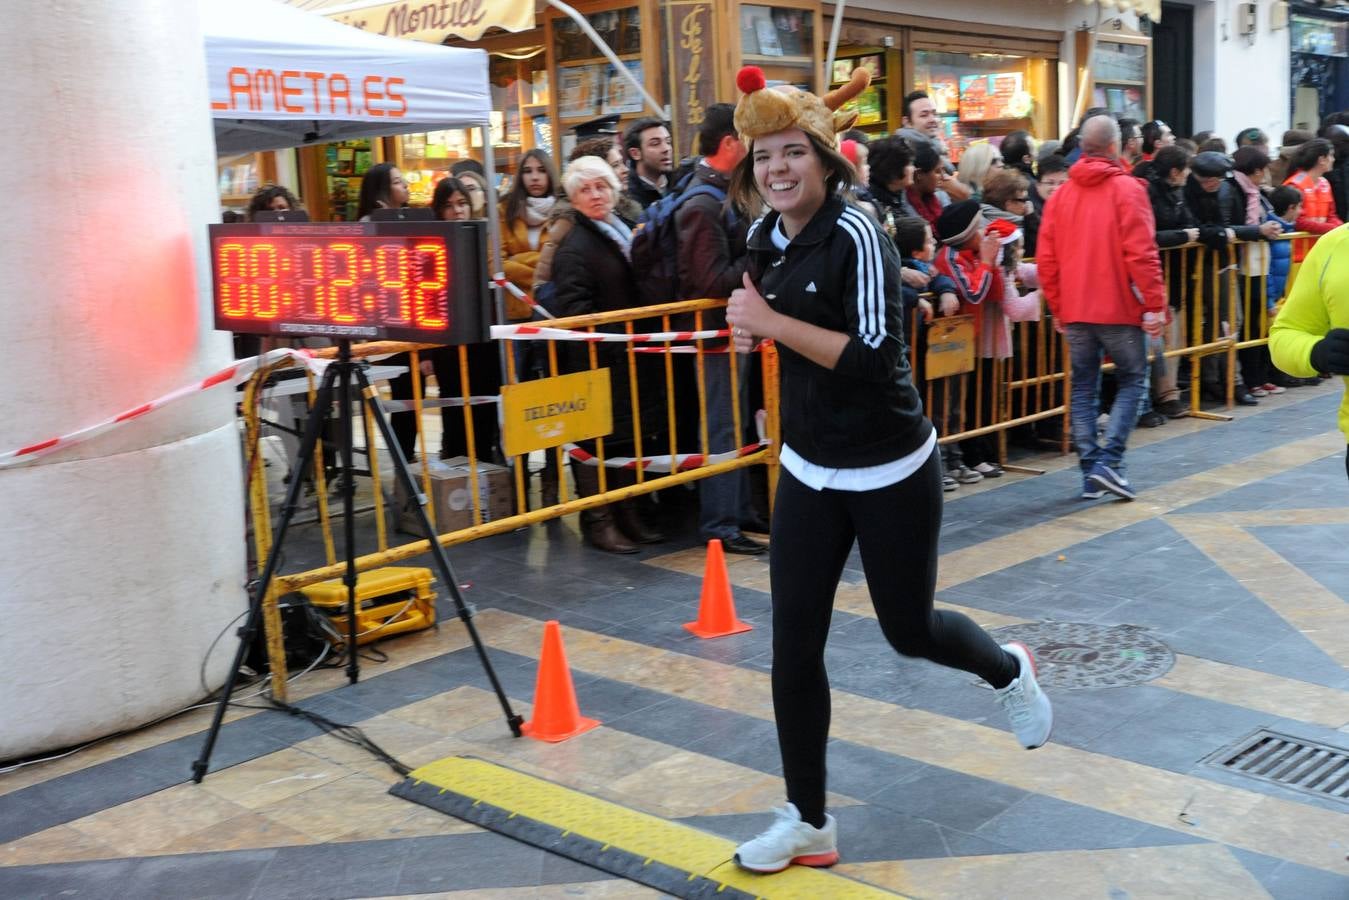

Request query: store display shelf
[
  {"left": 1095, "top": 79, "right": 1146, "bottom": 87},
  {"left": 557, "top": 52, "right": 640, "bottom": 67},
  {"left": 744, "top": 54, "right": 814, "bottom": 66}
]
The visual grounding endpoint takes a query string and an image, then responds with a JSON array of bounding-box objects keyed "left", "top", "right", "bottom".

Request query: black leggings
[{"left": 769, "top": 446, "right": 1017, "bottom": 827}]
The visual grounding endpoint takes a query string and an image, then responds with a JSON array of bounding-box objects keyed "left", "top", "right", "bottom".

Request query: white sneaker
[
  {"left": 733, "top": 803, "right": 839, "bottom": 873},
  {"left": 995, "top": 642, "right": 1053, "bottom": 749}
]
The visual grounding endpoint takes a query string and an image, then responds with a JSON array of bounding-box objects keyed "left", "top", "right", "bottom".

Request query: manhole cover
[{"left": 989, "top": 622, "right": 1174, "bottom": 689}]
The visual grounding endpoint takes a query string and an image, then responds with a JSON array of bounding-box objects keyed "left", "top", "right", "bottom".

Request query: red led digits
[
  {"left": 213, "top": 228, "right": 466, "bottom": 339},
  {"left": 296, "top": 244, "right": 325, "bottom": 318},
  {"left": 374, "top": 244, "right": 410, "bottom": 324},
  {"left": 218, "top": 242, "right": 248, "bottom": 318},
  {"left": 412, "top": 242, "right": 449, "bottom": 329},
  {"left": 326, "top": 243, "right": 359, "bottom": 323},
  {"left": 249, "top": 242, "right": 280, "bottom": 319}
]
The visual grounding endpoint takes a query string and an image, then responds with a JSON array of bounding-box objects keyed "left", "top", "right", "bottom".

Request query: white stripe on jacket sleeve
[{"left": 838, "top": 208, "right": 887, "bottom": 349}]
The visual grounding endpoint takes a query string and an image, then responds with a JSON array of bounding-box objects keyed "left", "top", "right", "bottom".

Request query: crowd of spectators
[{"left": 241, "top": 94, "right": 1349, "bottom": 547}]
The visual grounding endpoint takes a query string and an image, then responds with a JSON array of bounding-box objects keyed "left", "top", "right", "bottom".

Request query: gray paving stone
[
  {"left": 974, "top": 794, "right": 1199, "bottom": 853},
  {"left": 1230, "top": 847, "right": 1349, "bottom": 900},
  {"left": 123, "top": 850, "right": 274, "bottom": 900},
  {"left": 0, "top": 858, "right": 136, "bottom": 900},
  {"left": 870, "top": 767, "right": 1030, "bottom": 833},
  {"left": 832, "top": 803, "right": 952, "bottom": 862}
]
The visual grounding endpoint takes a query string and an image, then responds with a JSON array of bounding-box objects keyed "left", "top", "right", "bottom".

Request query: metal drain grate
[{"left": 1207, "top": 730, "right": 1349, "bottom": 803}]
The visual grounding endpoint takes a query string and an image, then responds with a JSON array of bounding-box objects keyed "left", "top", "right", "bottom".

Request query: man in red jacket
[{"left": 1039, "top": 115, "right": 1166, "bottom": 501}]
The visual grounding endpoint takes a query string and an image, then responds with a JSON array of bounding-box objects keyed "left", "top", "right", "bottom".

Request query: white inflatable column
[{"left": 0, "top": 0, "right": 248, "bottom": 758}]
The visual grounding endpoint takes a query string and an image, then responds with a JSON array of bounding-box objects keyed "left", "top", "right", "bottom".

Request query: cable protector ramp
[{"left": 390, "top": 755, "right": 903, "bottom": 899}]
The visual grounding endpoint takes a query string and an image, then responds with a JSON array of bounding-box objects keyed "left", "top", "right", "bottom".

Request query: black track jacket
[{"left": 745, "top": 196, "right": 932, "bottom": 469}]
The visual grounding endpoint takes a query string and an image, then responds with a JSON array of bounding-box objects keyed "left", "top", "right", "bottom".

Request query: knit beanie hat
[
  {"left": 840, "top": 139, "right": 862, "bottom": 167},
  {"left": 732, "top": 65, "right": 871, "bottom": 149},
  {"left": 935, "top": 200, "right": 983, "bottom": 246}
]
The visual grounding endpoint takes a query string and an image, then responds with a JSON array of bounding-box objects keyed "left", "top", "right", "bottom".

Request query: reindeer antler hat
[{"left": 732, "top": 65, "right": 872, "bottom": 149}]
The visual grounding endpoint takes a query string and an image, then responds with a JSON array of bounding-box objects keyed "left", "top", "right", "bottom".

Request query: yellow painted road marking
[
  {"left": 857, "top": 587, "right": 1349, "bottom": 731},
  {"left": 1167, "top": 518, "right": 1349, "bottom": 669},
  {"left": 839, "top": 844, "right": 1272, "bottom": 899}
]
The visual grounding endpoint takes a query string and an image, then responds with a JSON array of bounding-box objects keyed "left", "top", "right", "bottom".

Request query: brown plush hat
[{"left": 732, "top": 65, "right": 871, "bottom": 149}]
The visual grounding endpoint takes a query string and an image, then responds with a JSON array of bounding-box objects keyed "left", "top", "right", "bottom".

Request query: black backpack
[{"left": 628, "top": 177, "right": 734, "bottom": 307}]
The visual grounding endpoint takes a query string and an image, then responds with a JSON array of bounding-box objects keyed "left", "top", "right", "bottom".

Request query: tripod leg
[
  {"left": 337, "top": 346, "right": 361, "bottom": 684},
  {"left": 353, "top": 365, "right": 524, "bottom": 737},
  {"left": 193, "top": 363, "right": 342, "bottom": 782}
]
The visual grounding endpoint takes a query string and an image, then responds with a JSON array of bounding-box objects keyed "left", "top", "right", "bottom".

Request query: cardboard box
[{"left": 394, "top": 456, "right": 513, "bottom": 536}]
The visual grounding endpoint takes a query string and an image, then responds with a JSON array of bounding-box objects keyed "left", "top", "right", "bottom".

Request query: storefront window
[
  {"left": 218, "top": 153, "right": 264, "bottom": 214},
  {"left": 396, "top": 48, "right": 548, "bottom": 202},
  {"left": 553, "top": 6, "right": 643, "bottom": 158},
  {"left": 1090, "top": 39, "right": 1148, "bottom": 120},
  {"left": 1292, "top": 16, "right": 1348, "bottom": 58},
  {"left": 739, "top": 4, "right": 816, "bottom": 89},
  {"left": 913, "top": 50, "right": 1054, "bottom": 157},
  {"left": 324, "top": 138, "right": 376, "bottom": 221}
]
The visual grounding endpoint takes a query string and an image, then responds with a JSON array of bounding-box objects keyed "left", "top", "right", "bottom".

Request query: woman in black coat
[
  {"left": 1143, "top": 146, "right": 1199, "bottom": 418},
  {"left": 551, "top": 155, "right": 665, "bottom": 553}
]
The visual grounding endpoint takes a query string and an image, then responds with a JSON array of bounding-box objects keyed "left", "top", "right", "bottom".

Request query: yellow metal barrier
[
  {"left": 238, "top": 298, "right": 777, "bottom": 688},
  {"left": 239, "top": 233, "right": 1316, "bottom": 689}
]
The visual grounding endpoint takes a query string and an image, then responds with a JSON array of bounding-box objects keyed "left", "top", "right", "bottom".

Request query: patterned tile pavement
[{"left": 2, "top": 385, "right": 1348, "bottom": 899}]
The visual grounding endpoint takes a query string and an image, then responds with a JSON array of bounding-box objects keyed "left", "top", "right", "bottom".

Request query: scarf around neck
[
  {"left": 523, "top": 195, "right": 556, "bottom": 226},
  {"left": 590, "top": 214, "right": 633, "bottom": 260}
]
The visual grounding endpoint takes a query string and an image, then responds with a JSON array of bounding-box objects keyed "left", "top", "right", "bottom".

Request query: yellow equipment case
[{"left": 299, "top": 566, "right": 436, "bottom": 646}]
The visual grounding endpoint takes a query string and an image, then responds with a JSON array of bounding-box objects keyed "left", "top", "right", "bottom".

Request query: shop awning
[
  {"left": 1073, "top": 0, "right": 1161, "bottom": 22},
  {"left": 282, "top": 0, "right": 535, "bottom": 42},
  {"left": 203, "top": 0, "right": 493, "bottom": 154}
]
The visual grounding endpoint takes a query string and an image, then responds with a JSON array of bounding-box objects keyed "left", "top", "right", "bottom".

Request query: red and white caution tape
[
  {"left": 0, "top": 348, "right": 323, "bottom": 469},
  {"left": 563, "top": 439, "right": 768, "bottom": 472},
  {"left": 561, "top": 409, "right": 770, "bottom": 471},
  {"left": 491, "top": 324, "right": 729, "bottom": 343},
  {"left": 492, "top": 273, "right": 556, "bottom": 320}
]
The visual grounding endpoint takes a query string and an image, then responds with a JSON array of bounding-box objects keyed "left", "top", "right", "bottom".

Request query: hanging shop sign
[
  {"left": 665, "top": 1, "right": 717, "bottom": 160},
  {"left": 292, "top": 0, "right": 534, "bottom": 43}
]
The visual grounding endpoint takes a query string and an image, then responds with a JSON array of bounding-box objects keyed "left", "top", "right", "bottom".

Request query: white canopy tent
[
  {"left": 204, "top": 0, "right": 493, "bottom": 155},
  {"left": 201, "top": 0, "right": 506, "bottom": 324}
]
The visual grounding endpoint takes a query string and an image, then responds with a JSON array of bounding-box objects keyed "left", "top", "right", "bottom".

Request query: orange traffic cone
[
  {"left": 521, "top": 620, "right": 600, "bottom": 742},
  {"left": 684, "top": 539, "right": 753, "bottom": 639}
]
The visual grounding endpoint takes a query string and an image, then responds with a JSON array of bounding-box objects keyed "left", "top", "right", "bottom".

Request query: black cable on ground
[{"left": 259, "top": 698, "right": 411, "bottom": 777}]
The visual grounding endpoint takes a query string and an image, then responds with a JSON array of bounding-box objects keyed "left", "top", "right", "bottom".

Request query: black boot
[
  {"left": 539, "top": 455, "right": 560, "bottom": 508},
  {"left": 571, "top": 463, "right": 638, "bottom": 554},
  {"left": 613, "top": 499, "right": 665, "bottom": 544}
]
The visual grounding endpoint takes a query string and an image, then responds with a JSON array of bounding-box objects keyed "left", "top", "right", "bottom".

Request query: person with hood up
[{"left": 1038, "top": 115, "right": 1166, "bottom": 501}]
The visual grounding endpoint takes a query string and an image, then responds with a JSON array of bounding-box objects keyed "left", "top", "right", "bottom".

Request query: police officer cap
[
  {"left": 1191, "top": 151, "right": 1234, "bottom": 177},
  {"left": 571, "top": 114, "right": 621, "bottom": 140}
]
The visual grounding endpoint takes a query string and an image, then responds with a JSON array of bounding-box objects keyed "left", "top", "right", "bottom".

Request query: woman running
[{"left": 723, "top": 66, "right": 1053, "bottom": 874}]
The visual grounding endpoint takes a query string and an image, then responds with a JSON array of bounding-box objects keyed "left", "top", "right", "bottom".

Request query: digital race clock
[{"left": 208, "top": 221, "right": 488, "bottom": 343}]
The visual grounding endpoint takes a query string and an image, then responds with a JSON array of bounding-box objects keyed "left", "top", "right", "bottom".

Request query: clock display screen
[{"left": 209, "top": 222, "right": 487, "bottom": 343}]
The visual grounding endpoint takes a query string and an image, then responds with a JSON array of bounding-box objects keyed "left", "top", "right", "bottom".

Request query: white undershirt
[{"left": 769, "top": 216, "right": 936, "bottom": 492}]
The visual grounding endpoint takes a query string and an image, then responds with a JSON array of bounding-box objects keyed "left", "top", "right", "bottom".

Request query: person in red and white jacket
[
  {"left": 1038, "top": 115, "right": 1166, "bottom": 502},
  {"left": 931, "top": 199, "right": 1003, "bottom": 485}
]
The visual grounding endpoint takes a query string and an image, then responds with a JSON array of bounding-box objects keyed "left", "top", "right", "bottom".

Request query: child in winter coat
[
  {"left": 1266, "top": 185, "right": 1302, "bottom": 308},
  {"left": 932, "top": 200, "right": 1004, "bottom": 484}
]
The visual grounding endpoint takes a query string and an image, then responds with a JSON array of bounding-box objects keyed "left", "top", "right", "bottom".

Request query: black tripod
[{"left": 192, "top": 341, "right": 523, "bottom": 783}]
